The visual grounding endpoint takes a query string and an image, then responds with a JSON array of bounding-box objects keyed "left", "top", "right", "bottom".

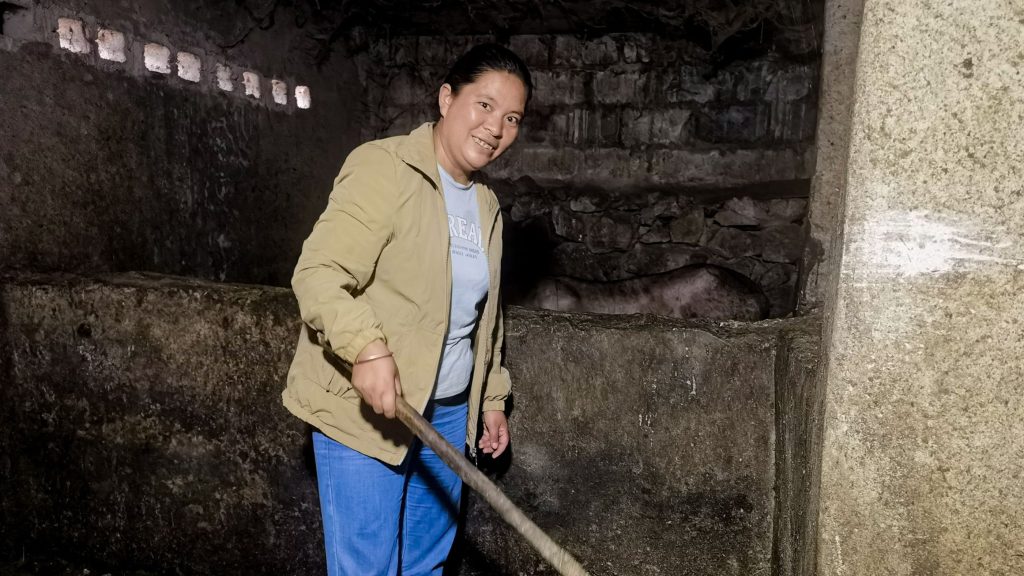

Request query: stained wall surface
[
  {"left": 0, "top": 273, "right": 818, "bottom": 575},
  {"left": 0, "top": 0, "right": 362, "bottom": 286},
  {"left": 816, "top": 1, "right": 1024, "bottom": 574}
]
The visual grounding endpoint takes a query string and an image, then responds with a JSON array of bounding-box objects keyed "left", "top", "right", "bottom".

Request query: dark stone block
[
  {"left": 638, "top": 218, "right": 671, "bottom": 243},
  {"left": 551, "top": 205, "right": 587, "bottom": 241},
  {"left": 581, "top": 36, "right": 618, "bottom": 66},
  {"left": 509, "top": 35, "right": 551, "bottom": 67},
  {"left": 622, "top": 243, "right": 710, "bottom": 276},
  {"left": 583, "top": 212, "right": 640, "bottom": 254},
  {"left": 708, "top": 227, "right": 760, "bottom": 258},
  {"left": 662, "top": 65, "right": 717, "bottom": 104},
  {"left": 695, "top": 105, "right": 771, "bottom": 144},
  {"left": 669, "top": 208, "right": 705, "bottom": 243},
  {"left": 761, "top": 224, "right": 806, "bottom": 263}
]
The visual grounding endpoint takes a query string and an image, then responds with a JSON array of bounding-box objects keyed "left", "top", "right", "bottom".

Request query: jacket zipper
[
  {"left": 421, "top": 182, "right": 453, "bottom": 421},
  {"left": 468, "top": 205, "right": 500, "bottom": 462}
]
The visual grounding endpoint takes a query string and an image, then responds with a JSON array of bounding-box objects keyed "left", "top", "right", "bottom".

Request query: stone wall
[
  {"left": 0, "top": 273, "right": 820, "bottom": 575},
  {"left": 0, "top": 0, "right": 363, "bottom": 286},
  {"left": 358, "top": 34, "right": 817, "bottom": 188},
  {"left": 355, "top": 34, "right": 819, "bottom": 316},
  {"left": 502, "top": 183, "right": 808, "bottom": 317}
]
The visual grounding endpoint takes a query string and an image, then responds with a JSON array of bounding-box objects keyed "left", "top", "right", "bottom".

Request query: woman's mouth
[{"left": 472, "top": 136, "right": 495, "bottom": 152}]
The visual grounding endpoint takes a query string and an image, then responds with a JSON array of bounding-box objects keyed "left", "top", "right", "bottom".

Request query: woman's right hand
[{"left": 352, "top": 339, "right": 403, "bottom": 418}]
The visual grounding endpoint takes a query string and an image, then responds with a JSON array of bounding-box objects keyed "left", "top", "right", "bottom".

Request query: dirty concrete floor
[{"left": 0, "top": 556, "right": 158, "bottom": 576}]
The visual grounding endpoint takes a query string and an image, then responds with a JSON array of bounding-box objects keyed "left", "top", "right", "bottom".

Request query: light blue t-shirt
[{"left": 434, "top": 165, "right": 490, "bottom": 400}]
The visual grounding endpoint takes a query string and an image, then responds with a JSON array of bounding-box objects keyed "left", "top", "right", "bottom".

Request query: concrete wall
[
  {"left": 815, "top": 1, "right": 1024, "bottom": 574},
  {"left": 0, "top": 273, "right": 819, "bottom": 575},
  {"left": 0, "top": 0, "right": 363, "bottom": 286}
]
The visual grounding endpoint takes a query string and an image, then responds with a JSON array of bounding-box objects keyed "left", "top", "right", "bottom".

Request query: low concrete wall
[
  {"left": 0, "top": 274, "right": 315, "bottom": 574},
  {"left": 0, "top": 273, "right": 819, "bottom": 575}
]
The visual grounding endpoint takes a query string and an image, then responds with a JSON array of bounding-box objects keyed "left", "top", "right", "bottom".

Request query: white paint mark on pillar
[
  {"left": 96, "top": 29, "right": 125, "bottom": 62},
  {"left": 850, "top": 208, "right": 1022, "bottom": 280},
  {"left": 215, "top": 64, "right": 233, "bottom": 91},
  {"left": 295, "top": 85, "right": 311, "bottom": 109},
  {"left": 144, "top": 43, "right": 171, "bottom": 74},
  {"left": 271, "top": 79, "right": 287, "bottom": 105},
  {"left": 57, "top": 18, "right": 89, "bottom": 53},
  {"left": 177, "top": 51, "right": 200, "bottom": 82},
  {"left": 242, "top": 71, "right": 261, "bottom": 99}
]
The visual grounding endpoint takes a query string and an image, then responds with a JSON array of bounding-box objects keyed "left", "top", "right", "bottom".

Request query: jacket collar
[
  {"left": 396, "top": 122, "right": 443, "bottom": 191},
  {"left": 396, "top": 122, "right": 499, "bottom": 217}
]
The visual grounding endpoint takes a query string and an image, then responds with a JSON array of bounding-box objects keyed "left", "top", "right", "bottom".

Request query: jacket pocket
[{"left": 318, "top": 348, "right": 355, "bottom": 397}]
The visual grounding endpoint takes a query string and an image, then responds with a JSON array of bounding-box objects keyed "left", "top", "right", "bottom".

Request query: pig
[{"left": 516, "top": 264, "right": 769, "bottom": 321}]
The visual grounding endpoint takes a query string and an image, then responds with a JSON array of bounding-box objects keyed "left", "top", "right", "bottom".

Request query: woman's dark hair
[{"left": 443, "top": 43, "right": 533, "bottom": 107}]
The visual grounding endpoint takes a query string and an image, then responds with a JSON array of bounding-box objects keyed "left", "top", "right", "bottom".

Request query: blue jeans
[{"left": 312, "top": 400, "right": 468, "bottom": 576}]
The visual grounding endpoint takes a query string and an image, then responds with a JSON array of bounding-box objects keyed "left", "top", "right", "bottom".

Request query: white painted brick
[
  {"left": 243, "top": 71, "right": 261, "bottom": 98},
  {"left": 177, "top": 51, "right": 201, "bottom": 82},
  {"left": 216, "top": 64, "right": 233, "bottom": 91},
  {"left": 144, "top": 43, "right": 171, "bottom": 74},
  {"left": 271, "top": 80, "right": 288, "bottom": 105},
  {"left": 95, "top": 29, "right": 125, "bottom": 62},
  {"left": 295, "top": 86, "right": 311, "bottom": 109},
  {"left": 57, "top": 18, "right": 89, "bottom": 53}
]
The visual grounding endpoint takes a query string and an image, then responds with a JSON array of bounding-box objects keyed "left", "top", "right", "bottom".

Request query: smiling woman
[
  {"left": 282, "top": 44, "right": 532, "bottom": 576},
  {"left": 434, "top": 50, "right": 530, "bottom": 184}
]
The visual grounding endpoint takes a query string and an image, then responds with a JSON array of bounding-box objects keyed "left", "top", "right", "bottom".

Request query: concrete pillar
[
  {"left": 798, "top": 0, "right": 865, "bottom": 313},
  {"left": 817, "top": 1, "right": 1024, "bottom": 575}
]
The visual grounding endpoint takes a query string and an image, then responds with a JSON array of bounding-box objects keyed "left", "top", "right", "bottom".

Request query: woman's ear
[{"left": 438, "top": 83, "right": 453, "bottom": 118}]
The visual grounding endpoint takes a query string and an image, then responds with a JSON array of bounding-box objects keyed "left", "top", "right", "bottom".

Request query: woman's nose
[{"left": 484, "top": 117, "right": 503, "bottom": 138}]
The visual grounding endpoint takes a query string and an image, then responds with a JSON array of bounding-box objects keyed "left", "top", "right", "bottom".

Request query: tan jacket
[{"left": 282, "top": 122, "right": 511, "bottom": 465}]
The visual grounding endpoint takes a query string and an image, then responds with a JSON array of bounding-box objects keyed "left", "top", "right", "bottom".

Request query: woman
[{"left": 282, "top": 44, "right": 532, "bottom": 576}]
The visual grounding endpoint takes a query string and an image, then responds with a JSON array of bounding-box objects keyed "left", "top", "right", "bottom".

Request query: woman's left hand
[{"left": 478, "top": 410, "right": 509, "bottom": 458}]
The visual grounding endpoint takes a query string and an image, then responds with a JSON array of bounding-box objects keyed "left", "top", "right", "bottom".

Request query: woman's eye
[
  {"left": 479, "top": 102, "right": 491, "bottom": 110},
  {"left": 506, "top": 116, "right": 520, "bottom": 125}
]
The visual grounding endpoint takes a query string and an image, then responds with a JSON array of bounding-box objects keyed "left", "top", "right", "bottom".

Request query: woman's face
[{"left": 434, "top": 70, "right": 527, "bottom": 184}]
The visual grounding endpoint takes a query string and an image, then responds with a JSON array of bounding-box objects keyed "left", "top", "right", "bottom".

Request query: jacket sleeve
[
  {"left": 291, "top": 143, "right": 397, "bottom": 364},
  {"left": 482, "top": 212, "right": 512, "bottom": 412}
]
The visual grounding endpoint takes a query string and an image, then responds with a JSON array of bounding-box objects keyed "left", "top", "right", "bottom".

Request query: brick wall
[{"left": 358, "top": 33, "right": 817, "bottom": 187}]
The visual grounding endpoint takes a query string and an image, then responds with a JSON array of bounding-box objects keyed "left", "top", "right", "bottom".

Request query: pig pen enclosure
[{"left": 0, "top": 0, "right": 828, "bottom": 575}]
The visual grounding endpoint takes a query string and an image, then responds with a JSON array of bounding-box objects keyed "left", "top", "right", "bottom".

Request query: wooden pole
[{"left": 395, "top": 396, "right": 591, "bottom": 576}]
